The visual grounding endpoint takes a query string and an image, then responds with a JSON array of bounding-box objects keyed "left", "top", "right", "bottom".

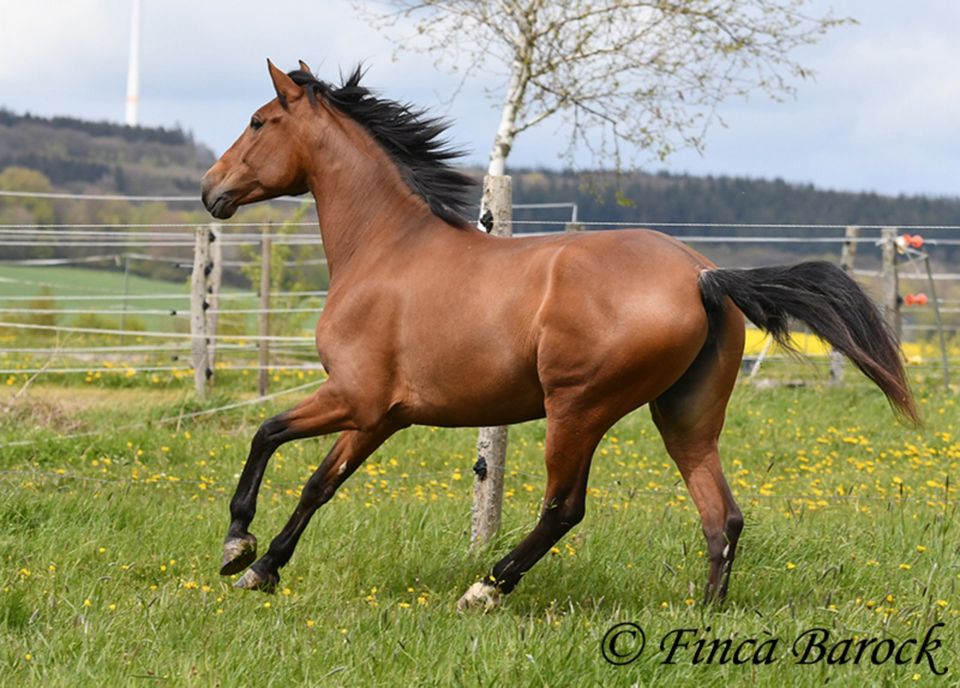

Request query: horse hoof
[
  {"left": 457, "top": 582, "right": 501, "bottom": 613},
  {"left": 233, "top": 567, "right": 278, "bottom": 593},
  {"left": 220, "top": 534, "right": 258, "bottom": 576}
]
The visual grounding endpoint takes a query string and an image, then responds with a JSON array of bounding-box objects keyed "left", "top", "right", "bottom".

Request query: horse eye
[{"left": 250, "top": 118, "right": 263, "bottom": 131}]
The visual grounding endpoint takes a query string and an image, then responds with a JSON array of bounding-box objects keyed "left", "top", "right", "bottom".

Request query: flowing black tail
[{"left": 699, "top": 261, "right": 919, "bottom": 425}]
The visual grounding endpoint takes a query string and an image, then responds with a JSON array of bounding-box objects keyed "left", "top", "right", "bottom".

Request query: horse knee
[
  {"left": 562, "top": 502, "right": 585, "bottom": 528},
  {"left": 251, "top": 416, "right": 288, "bottom": 452},
  {"left": 543, "top": 496, "right": 585, "bottom": 531},
  {"left": 301, "top": 475, "right": 337, "bottom": 508}
]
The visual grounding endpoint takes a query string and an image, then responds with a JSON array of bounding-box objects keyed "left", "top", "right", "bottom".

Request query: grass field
[
  {"left": 0, "top": 265, "right": 195, "bottom": 324},
  {"left": 1, "top": 364, "right": 957, "bottom": 687}
]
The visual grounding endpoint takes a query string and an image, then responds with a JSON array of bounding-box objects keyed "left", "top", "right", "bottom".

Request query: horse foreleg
[
  {"left": 458, "top": 413, "right": 604, "bottom": 612},
  {"left": 233, "top": 425, "right": 396, "bottom": 592},
  {"left": 220, "top": 384, "right": 353, "bottom": 576}
]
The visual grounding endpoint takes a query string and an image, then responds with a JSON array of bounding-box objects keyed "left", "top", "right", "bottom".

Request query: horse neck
[{"left": 303, "top": 118, "right": 437, "bottom": 277}]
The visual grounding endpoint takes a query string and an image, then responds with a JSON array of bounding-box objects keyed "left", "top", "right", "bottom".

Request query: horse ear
[
  {"left": 267, "top": 59, "right": 302, "bottom": 106},
  {"left": 298, "top": 59, "right": 312, "bottom": 75}
]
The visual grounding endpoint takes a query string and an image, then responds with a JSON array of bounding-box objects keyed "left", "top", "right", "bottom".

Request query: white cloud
[{"left": 1, "top": 0, "right": 959, "bottom": 196}]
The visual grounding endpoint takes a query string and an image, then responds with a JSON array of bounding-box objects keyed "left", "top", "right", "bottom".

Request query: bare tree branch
[{"left": 356, "top": 0, "right": 852, "bottom": 173}]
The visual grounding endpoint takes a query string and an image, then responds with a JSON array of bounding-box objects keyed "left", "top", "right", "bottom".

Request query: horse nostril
[{"left": 200, "top": 181, "right": 221, "bottom": 211}]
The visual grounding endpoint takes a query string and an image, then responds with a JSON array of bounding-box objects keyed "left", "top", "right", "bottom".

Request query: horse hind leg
[
  {"left": 650, "top": 331, "right": 744, "bottom": 602},
  {"left": 458, "top": 399, "right": 608, "bottom": 612},
  {"left": 652, "top": 427, "right": 744, "bottom": 602}
]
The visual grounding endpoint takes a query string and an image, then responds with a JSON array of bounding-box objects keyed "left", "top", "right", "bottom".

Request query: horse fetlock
[{"left": 220, "top": 533, "right": 258, "bottom": 576}]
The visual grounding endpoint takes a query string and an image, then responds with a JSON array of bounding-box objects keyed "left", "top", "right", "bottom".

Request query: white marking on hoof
[
  {"left": 457, "top": 582, "right": 501, "bottom": 613},
  {"left": 234, "top": 568, "right": 276, "bottom": 593}
]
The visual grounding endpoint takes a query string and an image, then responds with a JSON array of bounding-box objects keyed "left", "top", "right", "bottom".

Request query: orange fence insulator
[{"left": 904, "top": 293, "right": 928, "bottom": 306}]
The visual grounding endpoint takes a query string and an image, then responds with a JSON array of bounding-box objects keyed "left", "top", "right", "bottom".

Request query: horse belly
[{"left": 398, "top": 336, "right": 546, "bottom": 427}]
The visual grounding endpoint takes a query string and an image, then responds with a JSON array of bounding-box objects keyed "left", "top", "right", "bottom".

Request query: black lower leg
[
  {"left": 717, "top": 510, "right": 744, "bottom": 598},
  {"left": 251, "top": 472, "right": 336, "bottom": 576},
  {"left": 246, "top": 428, "right": 393, "bottom": 582},
  {"left": 704, "top": 510, "right": 744, "bottom": 602},
  {"left": 227, "top": 415, "right": 290, "bottom": 537},
  {"left": 489, "top": 499, "right": 584, "bottom": 593}
]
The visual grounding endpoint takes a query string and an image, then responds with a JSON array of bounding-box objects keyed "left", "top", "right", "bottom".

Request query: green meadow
[{"left": 0, "top": 362, "right": 957, "bottom": 686}]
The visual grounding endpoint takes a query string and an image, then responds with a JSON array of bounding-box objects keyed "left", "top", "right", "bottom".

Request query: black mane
[{"left": 288, "top": 66, "right": 477, "bottom": 229}]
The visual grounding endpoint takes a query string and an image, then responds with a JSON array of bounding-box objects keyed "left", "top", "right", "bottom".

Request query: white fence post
[
  {"left": 471, "top": 175, "right": 512, "bottom": 549},
  {"left": 207, "top": 223, "right": 222, "bottom": 373},
  {"left": 190, "top": 226, "right": 211, "bottom": 399},
  {"left": 881, "top": 227, "right": 901, "bottom": 339},
  {"left": 258, "top": 223, "right": 272, "bottom": 397}
]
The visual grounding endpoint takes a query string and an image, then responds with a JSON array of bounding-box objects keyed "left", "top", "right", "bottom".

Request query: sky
[{"left": 1, "top": 1, "right": 959, "bottom": 198}]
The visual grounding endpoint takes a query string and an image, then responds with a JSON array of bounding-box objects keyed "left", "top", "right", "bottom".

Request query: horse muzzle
[{"left": 201, "top": 175, "right": 238, "bottom": 220}]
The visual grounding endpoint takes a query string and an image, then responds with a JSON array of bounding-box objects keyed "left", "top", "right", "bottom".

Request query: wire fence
[{"left": 2, "top": 191, "right": 959, "bottom": 395}]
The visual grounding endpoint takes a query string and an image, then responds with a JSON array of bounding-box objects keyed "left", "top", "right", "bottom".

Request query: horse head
[{"left": 201, "top": 60, "right": 314, "bottom": 219}]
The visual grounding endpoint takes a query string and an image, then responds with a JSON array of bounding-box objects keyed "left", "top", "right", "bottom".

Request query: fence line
[
  {"left": 0, "top": 189, "right": 309, "bottom": 204},
  {"left": 0, "top": 290, "right": 329, "bottom": 301},
  {"left": 3, "top": 219, "right": 960, "bottom": 231},
  {"left": 0, "top": 363, "right": 327, "bottom": 375},
  {"left": 0, "top": 320, "right": 314, "bottom": 341},
  {"left": 0, "top": 305, "right": 323, "bottom": 316},
  {"left": 3, "top": 218, "right": 958, "bottom": 392},
  {"left": 0, "top": 378, "right": 324, "bottom": 449}
]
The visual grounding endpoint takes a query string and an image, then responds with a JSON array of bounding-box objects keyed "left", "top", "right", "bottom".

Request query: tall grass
[{"left": 1, "top": 370, "right": 957, "bottom": 686}]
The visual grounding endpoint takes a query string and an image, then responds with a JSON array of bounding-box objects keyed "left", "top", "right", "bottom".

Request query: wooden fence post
[
  {"left": 190, "top": 226, "right": 211, "bottom": 400},
  {"left": 830, "top": 226, "right": 859, "bottom": 384},
  {"left": 471, "top": 175, "right": 512, "bottom": 549},
  {"left": 258, "top": 223, "right": 272, "bottom": 397},
  {"left": 207, "top": 223, "right": 222, "bottom": 373},
  {"left": 881, "top": 227, "right": 901, "bottom": 339}
]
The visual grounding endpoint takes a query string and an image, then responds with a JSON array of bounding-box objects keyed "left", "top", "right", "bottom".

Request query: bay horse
[{"left": 201, "top": 60, "right": 917, "bottom": 611}]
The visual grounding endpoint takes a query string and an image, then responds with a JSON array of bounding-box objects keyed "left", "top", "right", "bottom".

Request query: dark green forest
[{"left": 2, "top": 109, "right": 958, "bottom": 284}]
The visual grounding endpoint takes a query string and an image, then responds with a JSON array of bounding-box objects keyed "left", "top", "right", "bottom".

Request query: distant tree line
[
  {"left": 2, "top": 108, "right": 959, "bottom": 285},
  {"left": 511, "top": 169, "right": 960, "bottom": 229},
  {"left": 0, "top": 109, "right": 193, "bottom": 146}
]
